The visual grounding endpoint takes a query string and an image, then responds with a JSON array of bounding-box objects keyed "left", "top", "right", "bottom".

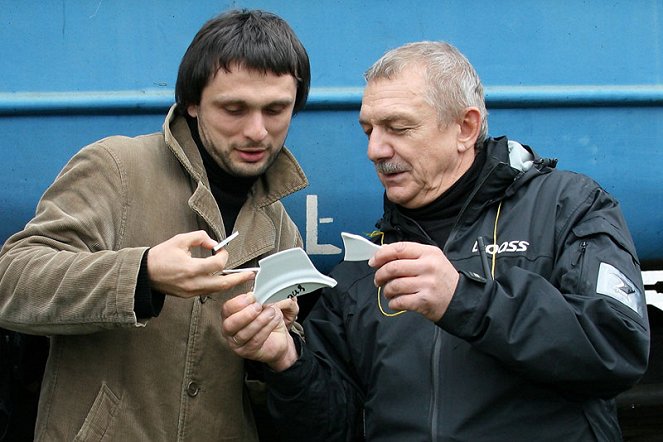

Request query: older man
[{"left": 222, "top": 41, "right": 649, "bottom": 441}]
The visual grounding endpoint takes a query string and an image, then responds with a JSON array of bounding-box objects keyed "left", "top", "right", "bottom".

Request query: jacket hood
[
  {"left": 506, "top": 138, "right": 534, "bottom": 172},
  {"left": 488, "top": 136, "right": 557, "bottom": 198}
]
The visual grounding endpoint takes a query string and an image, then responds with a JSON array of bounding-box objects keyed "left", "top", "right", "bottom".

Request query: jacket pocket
[
  {"left": 569, "top": 217, "right": 645, "bottom": 318},
  {"left": 571, "top": 216, "right": 639, "bottom": 260},
  {"left": 73, "top": 383, "right": 121, "bottom": 442}
]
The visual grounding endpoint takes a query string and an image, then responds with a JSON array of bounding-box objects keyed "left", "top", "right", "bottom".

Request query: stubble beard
[
  {"left": 218, "top": 146, "right": 279, "bottom": 178},
  {"left": 199, "top": 132, "right": 280, "bottom": 178}
]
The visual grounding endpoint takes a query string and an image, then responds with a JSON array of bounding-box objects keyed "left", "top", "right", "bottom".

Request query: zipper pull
[{"left": 572, "top": 241, "right": 588, "bottom": 267}]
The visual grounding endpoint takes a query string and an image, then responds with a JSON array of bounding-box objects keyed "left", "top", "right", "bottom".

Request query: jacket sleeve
[
  {"left": 265, "top": 284, "right": 365, "bottom": 442},
  {"left": 438, "top": 179, "right": 649, "bottom": 399},
  {"left": 0, "top": 142, "right": 146, "bottom": 335}
]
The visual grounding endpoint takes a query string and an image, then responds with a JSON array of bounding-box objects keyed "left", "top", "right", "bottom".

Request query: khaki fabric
[{"left": 0, "top": 105, "right": 308, "bottom": 441}]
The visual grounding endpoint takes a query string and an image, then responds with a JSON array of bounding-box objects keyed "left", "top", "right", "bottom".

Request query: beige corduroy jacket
[{"left": 0, "top": 105, "right": 308, "bottom": 441}]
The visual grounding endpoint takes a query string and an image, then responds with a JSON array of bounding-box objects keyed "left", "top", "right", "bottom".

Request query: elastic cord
[
  {"left": 370, "top": 231, "right": 407, "bottom": 317},
  {"left": 491, "top": 201, "right": 503, "bottom": 278}
]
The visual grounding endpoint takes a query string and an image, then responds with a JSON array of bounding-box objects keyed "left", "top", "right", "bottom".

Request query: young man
[
  {"left": 222, "top": 41, "right": 649, "bottom": 441},
  {"left": 0, "top": 9, "right": 309, "bottom": 441}
]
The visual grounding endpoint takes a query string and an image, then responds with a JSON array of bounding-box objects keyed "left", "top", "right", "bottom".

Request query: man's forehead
[
  {"left": 215, "top": 61, "right": 291, "bottom": 78},
  {"left": 359, "top": 107, "right": 418, "bottom": 126},
  {"left": 360, "top": 75, "right": 429, "bottom": 123},
  {"left": 205, "top": 64, "right": 297, "bottom": 104}
]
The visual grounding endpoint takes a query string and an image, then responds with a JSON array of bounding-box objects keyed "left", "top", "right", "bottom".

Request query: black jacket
[{"left": 266, "top": 137, "right": 650, "bottom": 441}]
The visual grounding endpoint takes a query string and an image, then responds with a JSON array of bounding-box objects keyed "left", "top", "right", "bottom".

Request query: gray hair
[{"left": 364, "top": 41, "right": 488, "bottom": 145}]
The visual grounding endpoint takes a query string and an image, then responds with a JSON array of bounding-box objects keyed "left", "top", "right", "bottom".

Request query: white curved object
[
  {"left": 253, "top": 247, "right": 337, "bottom": 304},
  {"left": 341, "top": 232, "right": 381, "bottom": 261}
]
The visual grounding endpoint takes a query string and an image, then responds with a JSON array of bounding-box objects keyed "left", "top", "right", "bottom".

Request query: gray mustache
[{"left": 375, "top": 161, "right": 408, "bottom": 174}]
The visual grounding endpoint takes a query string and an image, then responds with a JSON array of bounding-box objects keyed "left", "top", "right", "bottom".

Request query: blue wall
[{"left": 1, "top": 0, "right": 662, "bottom": 272}]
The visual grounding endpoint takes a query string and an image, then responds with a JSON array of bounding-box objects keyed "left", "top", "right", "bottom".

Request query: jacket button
[{"left": 186, "top": 381, "right": 200, "bottom": 397}]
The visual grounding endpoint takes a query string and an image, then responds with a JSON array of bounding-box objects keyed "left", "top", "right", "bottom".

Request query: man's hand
[
  {"left": 222, "top": 293, "right": 299, "bottom": 372},
  {"left": 147, "top": 230, "right": 254, "bottom": 298},
  {"left": 369, "top": 242, "right": 459, "bottom": 322},
  {"left": 276, "top": 297, "right": 299, "bottom": 330}
]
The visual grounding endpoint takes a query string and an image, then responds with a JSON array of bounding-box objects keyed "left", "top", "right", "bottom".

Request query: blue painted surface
[{"left": 1, "top": 0, "right": 662, "bottom": 272}]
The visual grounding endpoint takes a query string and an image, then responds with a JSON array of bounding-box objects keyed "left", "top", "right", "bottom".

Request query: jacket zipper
[
  {"left": 445, "top": 162, "right": 500, "bottom": 247},
  {"left": 429, "top": 327, "right": 442, "bottom": 441},
  {"left": 573, "top": 241, "right": 588, "bottom": 292}
]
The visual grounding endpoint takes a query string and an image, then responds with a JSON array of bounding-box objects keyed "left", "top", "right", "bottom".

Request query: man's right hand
[
  {"left": 222, "top": 293, "right": 299, "bottom": 372},
  {"left": 146, "top": 230, "right": 254, "bottom": 298}
]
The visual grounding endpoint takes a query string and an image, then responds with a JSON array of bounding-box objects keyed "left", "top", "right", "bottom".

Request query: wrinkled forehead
[{"left": 359, "top": 70, "right": 430, "bottom": 123}]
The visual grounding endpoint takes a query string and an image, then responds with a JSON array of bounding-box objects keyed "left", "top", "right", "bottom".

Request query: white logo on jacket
[{"left": 472, "top": 240, "right": 529, "bottom": 255}]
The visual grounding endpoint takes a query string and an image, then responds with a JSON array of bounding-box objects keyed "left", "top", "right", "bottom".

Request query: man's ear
[
  {"left": 187, "top": 104, "right": 199, "bottom": 118},
  {"left": 457, "top": 107, "right": 482, "bottom": 152}
]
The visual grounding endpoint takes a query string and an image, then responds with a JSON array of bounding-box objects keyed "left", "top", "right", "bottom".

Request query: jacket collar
[
  {"left": 162, "top": 105, "right": 308, "bottom": 255},
  {"left": 379, "top": 136, "right": 554, "bottom": 238},
  {"left": 162, "top": 104, "right": 308, "bottom": 209}
]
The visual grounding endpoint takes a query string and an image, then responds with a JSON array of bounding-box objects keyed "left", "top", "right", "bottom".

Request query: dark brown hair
[{"left": 175, "top": 9, "right": 310, "bottom": 114}]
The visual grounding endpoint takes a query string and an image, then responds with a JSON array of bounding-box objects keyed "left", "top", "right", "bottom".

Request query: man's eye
[
  {"left": 389, "top": 126, "right": 408, "bottom": 133},
  {"left": 265, "top": 106, "right": 286, "bottom": 116},
  {"left": 224, "top": 107, "right": 245, "bottom": 115}
]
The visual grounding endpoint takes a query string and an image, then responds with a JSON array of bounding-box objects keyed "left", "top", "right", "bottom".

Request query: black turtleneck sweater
[
  {"left": 398, "top": 146, "right": 487, "bottom": 248},
  {"left": 134, "top": 117, "right": 258, "bottom": 318},
  {"left": 187, "top": 117, "right": 258, "bottom": 236}
]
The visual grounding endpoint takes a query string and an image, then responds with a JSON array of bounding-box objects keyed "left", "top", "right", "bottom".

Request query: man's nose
[
  {"left": 366, "top": 129, "right": 393, "bottom": 161},
  {"left": 244, "top": 112, "right": 269, "bottom": 141}
]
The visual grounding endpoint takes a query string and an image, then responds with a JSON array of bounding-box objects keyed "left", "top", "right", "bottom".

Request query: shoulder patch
[{"left": 596, "top": 262, "right": 645, "bottom": 317}]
